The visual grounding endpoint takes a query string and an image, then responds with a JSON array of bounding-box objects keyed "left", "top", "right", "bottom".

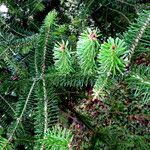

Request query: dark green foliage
[
  {"left": 40, "top": 125, "right": 73, "bottom": 150},
  {"left": 91, "top": 125, "right": 150, "bottom": 150},
  {"left": 0, "top": 135, "right": 13, "bottom": 150},
  {"left": 124, "top": 10, "right": 150, "bottom": 64},
  {"left": 0, "top": 1, "right": 149, "bottom": 150},
  {"left": 127, "top": 65, "right": 150, "bottom": 104},
  {"left": 81, "top": 0, "right": 150, "bottom": 35}
]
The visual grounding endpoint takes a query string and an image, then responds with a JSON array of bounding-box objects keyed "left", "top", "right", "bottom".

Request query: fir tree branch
[
  {"left": 0, "top": 17, "right": 27, "bottom": 37},
  {"left": 0, "top": 94, "right": 16, "bottom": 114},
  {"left": 116, "top": 0, "right": 135, "bottom": 7},
  {"left": 34, "top": 49, "right": 39, "bottom": 76},
  {"left": 1, "top": 80, "right": 36, "bottom": 150},
  {"left": 126, "top": 12, "right": 150, "bottom": 66},
  {"left": 92, "top": 73, "right": 110, "bottom": 101},
  {"left": 42, "top": 28, "right": 49, "bottom": 132},
  {"left": 108, "top": 7, "right": 131, "bottom": 24},
  {"left": 40, "top": 23, "right": 50, "bottom": 150},
  {"left": 131, "top": 74, "right": 150, "bottom": 86}
]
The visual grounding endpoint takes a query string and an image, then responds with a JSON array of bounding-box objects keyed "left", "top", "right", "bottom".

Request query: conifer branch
[
  {"left": 34, "top": 48, "right": 39, "bottom": 76},
  {"left": 42, "top": 28, "right": 49, "bottom": 135},
  {"left": 40, "top": 28, "right": 49, "bottom": 150},
  {"left": 93, "top": 37, "right": 127, "bottom": 100},
  {"left": 40, "top": 11, "right": 55, "bottom": 149},
  {"left": 0, "top": 17, "right": 27, "bottom": 37},
  {"left": 92, "top": 73, "right": 110, "bottom": 101},
  {"left": 126, "top": 12, "right": 150, "bottom": 66},
  {"left": 1, "top": 80, "right": 36, "bottom": 150},
  {"left": 131, "top": 74, "right": 150, "bottom": 86},
  {"left": 0, "top": 5, "right": 150, "bottom": 149},
  {"left": 108, "top": 7, "right": 131, "bottom": 24},
  {"left": 0, "top": 94, "right": 16, "bottom": 114}
]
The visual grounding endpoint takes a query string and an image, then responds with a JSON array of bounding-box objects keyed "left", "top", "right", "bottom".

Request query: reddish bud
[
  {"left": 112, "top": 44, "right": 116, "bottom": 50},
  {"left": 75, "top": 124, "right": 80, "bottom": 129},
  {"left": 11, "top": 75, "right": 18, "bottom": 81},
  {"left": 60, "top": 44, "right": 65, "bottom": 52},
  {"left": 89, "top": 33, "right": 97, "bottom": 40}
]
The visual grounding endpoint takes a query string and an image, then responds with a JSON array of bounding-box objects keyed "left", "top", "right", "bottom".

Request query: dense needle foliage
[{"left": 0, "top": 0, "right": 150, "bottom": 149}]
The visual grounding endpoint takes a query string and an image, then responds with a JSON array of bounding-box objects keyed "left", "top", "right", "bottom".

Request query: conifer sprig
[
  {"left": 93, "top": 37, "right": 127, "bottom": 100},
  {"left": 77, "top": 28, "right": 100, "bottom": 75},
  {"left": 40, "top": 125, "right": 73, "bottom": 150},
  {"left": 98, "top": 37, "right": 127, "bottom": 75},
  {"left": 53, "top": 40, "right": 74, "bottom": 74}
]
